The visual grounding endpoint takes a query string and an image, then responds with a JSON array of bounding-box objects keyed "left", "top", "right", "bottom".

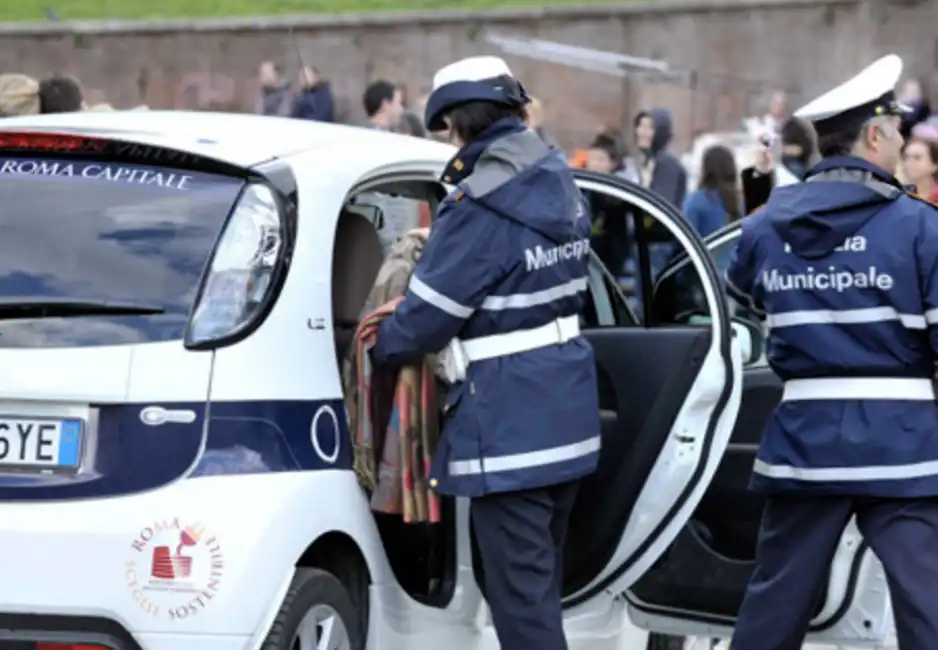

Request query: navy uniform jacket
[
  {"left": 727, "top": 156, "right": 938, "bottom": 497},
  {"left": 371, "top": 118, "right": 601, "bottom": 497}
]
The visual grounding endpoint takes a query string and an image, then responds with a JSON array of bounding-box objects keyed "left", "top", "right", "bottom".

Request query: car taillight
[{"left": 185, "top": 182, "right": 283, "bottom": 348}]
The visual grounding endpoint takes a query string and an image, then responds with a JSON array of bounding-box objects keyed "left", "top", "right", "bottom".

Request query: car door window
[
  {"left": 582, "top": 256, "right": 637, "bottom": 328},
  {"left": 651, "top": 227, "right": 768, "bottom": 365},
  {"left": 584, "top": 185, "right": 686, "bottom": 323}
]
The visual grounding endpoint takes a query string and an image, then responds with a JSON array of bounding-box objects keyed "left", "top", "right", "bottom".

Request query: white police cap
[
  {"left": 793, "top": 54, "right": 911, "bottom": 139},
  {"left": 424, "top": 55, "right": 529, "bottom": 131}
]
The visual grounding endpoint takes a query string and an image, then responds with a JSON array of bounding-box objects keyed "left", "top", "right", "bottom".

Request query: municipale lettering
[
  {"left": 762, "top": 266, "right": 894, "bottom": 293},
  {"left": 524, "top": 238, "right": 591, "bottom": 272},
  {"left": 0, "top": 158, "right": 193, "bottom": 190}
]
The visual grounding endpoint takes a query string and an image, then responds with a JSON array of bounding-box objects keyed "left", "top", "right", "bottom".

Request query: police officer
[
  {"left": 370, "top": 56, "right": 600, "bottom": 649},
  {"left": 726, "top": 53, "right": 938, "bottom": 649}
]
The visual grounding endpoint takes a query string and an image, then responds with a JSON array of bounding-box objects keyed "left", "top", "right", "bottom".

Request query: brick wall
[{"left": 0, "top": 0, "right": 934, "bottom": 151}]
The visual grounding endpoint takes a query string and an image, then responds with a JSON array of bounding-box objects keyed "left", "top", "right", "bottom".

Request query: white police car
[{"left": 0, "top": 111, "right": 882, "bottom": 650}]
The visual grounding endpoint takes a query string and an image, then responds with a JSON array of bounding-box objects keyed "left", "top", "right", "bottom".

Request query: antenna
[{"left": 288, "top": 27, "right": 309, "bottom": 77}]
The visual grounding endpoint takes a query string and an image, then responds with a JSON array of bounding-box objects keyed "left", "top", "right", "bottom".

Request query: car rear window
[{"left": 0, "top": 157, "right": 245, "bottom": 348}]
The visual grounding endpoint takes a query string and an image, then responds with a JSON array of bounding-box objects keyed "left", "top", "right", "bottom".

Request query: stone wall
[{"left": 0, "top": 0, "right": 935, "bottom": 150}]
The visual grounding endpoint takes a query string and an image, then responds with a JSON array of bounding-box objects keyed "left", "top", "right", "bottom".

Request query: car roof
[{"left": 0, "top": 110, "right": 455, "bottom": 169}]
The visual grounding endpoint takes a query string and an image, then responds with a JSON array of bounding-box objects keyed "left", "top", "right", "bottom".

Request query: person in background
[
  {"left": 526, "top": 96, "right": 560, "bottom": 149},
  {"left": 780, "top": 117, "right": 815, "bottom": 179},
  {"left": 634, "top": 108, "right": 687, "bottom": 279},
  {"left": 740, "top": 124, "right": 817, "bottom": 215},
  {"left": 683, "top": 145, "right": 740, "bottom": 238},
  {"left": 586, "top": 128, "right": 640, "bottom": 182},
  {"left": 760, "top": 90, "right": 789, "bottom": 135},
  {"left": 363, "top": 80, "right": 404, "bottom": 131},
  {"left": 585, "top": 130, "right": 636, "bottom": 279},
  {"left": 0, "top": 73, "right": 40, "bottom": 117},
  {"left": 291, "top": 66, "right": 334, "bottom": 122},
  {"left": 38, "top": 74, "right": 85, "bottom": 113},
  {"left": 898, "top": 77, "right": 930, "bottom": 139},
  {"left": 396, "top": 112, "right": 426, "bottom": 138},
  {"left": 254, "top": 61, "right": 293, "bottom": 117},
  {"left": 903, "top": 137, "right": 938, "bottom": 203},
  {"left": 633, "top": 108, "right": 687, "bottom": 209},
  {"left": 584, "top": 128, "right": 642, "bottom": 310}
]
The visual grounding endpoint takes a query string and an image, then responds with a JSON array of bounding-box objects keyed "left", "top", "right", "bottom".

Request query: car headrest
[{"left": 332, "top": 210, "right": 385, "bottom": 325}]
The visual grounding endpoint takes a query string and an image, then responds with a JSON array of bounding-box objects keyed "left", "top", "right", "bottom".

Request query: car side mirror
[{"left": 731, "top": 317, "right": 764, "bottom": 366}]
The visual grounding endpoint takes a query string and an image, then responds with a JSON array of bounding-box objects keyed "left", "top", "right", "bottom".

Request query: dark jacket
[
  {"left": 636, "top": 108, "right": 687, "bottom": 278},
  {"left": 741, "top": 166, "right": 774, "bottom": 215},
  {"left": 291, "top": 83, "right": 335, "bottom": 122},
  {"left": 637, "top": 107, "right": 688, "bottom": 209},
  {"left": 727, "top": 156, "right": 938, "bottom": 497},
  {"left": 372, "top": 118, "right": 601, "bottom": 497}
]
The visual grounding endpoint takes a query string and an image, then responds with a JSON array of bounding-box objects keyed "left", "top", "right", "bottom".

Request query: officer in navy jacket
[
  {"left": 370, "top": 55, "right": 600, "bottom": 650},
  {"left": 726, "top": 54, "right": 938, "bottom": 650}
]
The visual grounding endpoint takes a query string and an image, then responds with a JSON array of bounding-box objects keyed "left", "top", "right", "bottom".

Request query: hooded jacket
[
  {"left": 371, "top": 118, "right": 600, "bottom": 497},
  {"left": 635, "top": 108, "right": 688, "bottom": 209},
  {"left": 726, "top": 156, "right": 938, "bottom": 497}
]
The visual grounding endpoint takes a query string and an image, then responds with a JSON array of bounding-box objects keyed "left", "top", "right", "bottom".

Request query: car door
[
  {"left": 632, "top": 223, "right": 893, "bottom": 645},
  {"left": 558, "top": 172, "right": 745, "bottom": 614}
]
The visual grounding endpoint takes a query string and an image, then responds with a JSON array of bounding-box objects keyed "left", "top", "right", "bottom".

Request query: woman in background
[
  {"left": 903, "top": 137, "right": 938, "bottom": 204},
  {"left": 683, "top": 145, "right": 741, "bottom": 238}
]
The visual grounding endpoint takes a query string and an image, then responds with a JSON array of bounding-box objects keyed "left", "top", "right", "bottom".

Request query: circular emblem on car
[
  {"left": 125, "top": 518, "right": 224, "bottom": 621},
  {"left": 311, "top": 405, "right": 340, "bottom": 464}
]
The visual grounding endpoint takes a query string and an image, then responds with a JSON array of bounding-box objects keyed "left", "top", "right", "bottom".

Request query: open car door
[
  {"left": 558, "top": 172, "right": 747, "bottom": 623},
  {"left": 632, "top": 222, "right": 894, "bottom": 646}
]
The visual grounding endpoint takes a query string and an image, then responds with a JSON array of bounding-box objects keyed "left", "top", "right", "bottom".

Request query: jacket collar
[
  {"left": 806, "top": 155, "right": 903, "bottom": 189},
  {"left": 440, "top": 117, "right": 527, "bottom": 184}
]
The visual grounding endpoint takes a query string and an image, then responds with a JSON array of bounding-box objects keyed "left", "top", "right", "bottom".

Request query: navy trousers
[
  {"left": 732, "top": 495, "right": 938, "bottom": 650},
  {"left": 470, "top": 480, "right": 579, "bottom": 650}
]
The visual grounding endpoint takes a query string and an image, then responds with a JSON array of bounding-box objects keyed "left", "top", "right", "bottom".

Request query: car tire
[
  {"left": 646, "top": 632, "right": 689, "bottom": 649},
  {"left": 261, "top": 567, "right": 364, "bottom": 650}
]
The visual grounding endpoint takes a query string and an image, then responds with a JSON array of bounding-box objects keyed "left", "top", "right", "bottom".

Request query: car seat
[{"left": 332, "top": 209, "right": 385, "bottom": 359}]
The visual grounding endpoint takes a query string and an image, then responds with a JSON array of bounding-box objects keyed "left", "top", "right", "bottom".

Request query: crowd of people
[
  {"left": 6, "top": 58, "right": 938, "bottom": 232},
  {"left": 0, "top": 71, "right": 147, "bottom": 115}
]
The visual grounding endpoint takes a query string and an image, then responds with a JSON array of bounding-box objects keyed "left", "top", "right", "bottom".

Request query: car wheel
[
  {"left": 646, "top": 632, "right": 689, "bottom": 649},
  {"left": 261, "top": 567, "right": 364, "bottom": 650}
]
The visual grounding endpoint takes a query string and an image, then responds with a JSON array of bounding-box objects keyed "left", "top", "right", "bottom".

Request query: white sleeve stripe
[
  {"left": 408, "top": 275, "right": 475, "bottom": 319},
  {"left": 926, "top": 307, "right": 938, "bottom": 324}
]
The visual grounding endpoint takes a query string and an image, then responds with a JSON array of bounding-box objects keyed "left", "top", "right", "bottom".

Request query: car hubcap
[{"left": 292, "top": 603, "right": 352, "bottom": 650}]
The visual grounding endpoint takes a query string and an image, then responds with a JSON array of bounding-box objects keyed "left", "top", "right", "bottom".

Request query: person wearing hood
[
  {"left": 726, "top": 54, "right": 938, "bottom": 650},
  {"left": 633, "top": 107, "right": 688, "bottom": 208},
  {"left": 370, "top": 55, "right": 599, "bottom": 650},
  {"left": 634, "top": 109, "right": 688, "bottom": 278},
  {"left": 254, "top": 61, "right": 293, "bottom": 117},
  {"left": 291, "top": 66, "right": 334, "bottom": 122}
]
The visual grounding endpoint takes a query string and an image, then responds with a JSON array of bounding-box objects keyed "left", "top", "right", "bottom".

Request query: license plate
[{"left": 0, "top": 417, "right": 83, "bottom": 470}]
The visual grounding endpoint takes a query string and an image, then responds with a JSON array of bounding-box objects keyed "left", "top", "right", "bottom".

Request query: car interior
[
  {"left": 634, "top": 237, "right": 846, "bottom": 626},
  {"left": 329, "top": 176, "right": 778, "bottom": 617}
]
